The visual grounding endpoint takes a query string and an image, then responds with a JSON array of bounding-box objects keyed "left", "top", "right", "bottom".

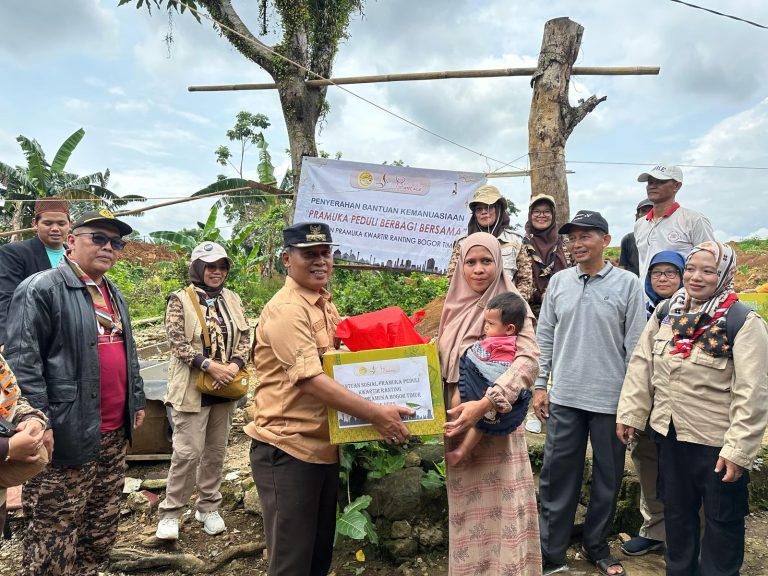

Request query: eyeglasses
[
  {"left": 74, "top": 232, "right": 126, "bottom": 251},
  {"left": 531, "top": 209, "right": 552, "bottom": 217},
  {"left": 473, "top": 205, "right": 494, "bottom": 214},
  {"left": 650, "top": 270, "right": 680, "bottom": 279}
]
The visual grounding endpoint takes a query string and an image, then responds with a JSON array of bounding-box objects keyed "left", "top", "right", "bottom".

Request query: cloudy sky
[{"left": 1, "top": 0, "right": 767, "bottom": 242}]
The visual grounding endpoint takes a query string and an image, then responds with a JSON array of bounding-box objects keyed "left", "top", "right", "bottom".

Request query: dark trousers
[
  {"left": 656, "top": 422, "right": 748, "bottom": 576},
  {"left": 250, "top": 440, "right": 339, "bottom": 576},
  {"left": 539, "top": 403, "right": 626, "bottom": 564},
  {"left": 22, "top": 430, "right": 127, "bottom": 576}
]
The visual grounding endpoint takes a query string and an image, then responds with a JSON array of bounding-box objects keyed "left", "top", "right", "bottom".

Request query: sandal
[{"left": 580, "top": 545, "right": 625, "bottom": 576}]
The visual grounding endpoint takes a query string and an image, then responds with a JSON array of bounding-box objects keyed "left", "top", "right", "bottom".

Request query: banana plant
[{"left": 0, "top": 128, "right": 144, "bottom": 235}]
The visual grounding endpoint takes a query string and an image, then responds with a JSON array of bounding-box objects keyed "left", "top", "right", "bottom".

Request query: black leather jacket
[{"left": 4, "top": 258, "right": 145, "bottom": 466}]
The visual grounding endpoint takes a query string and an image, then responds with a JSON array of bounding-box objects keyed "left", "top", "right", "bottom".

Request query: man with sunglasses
[
  {"left": 634, "top": 164, "right": 715, "bottom": 289},
  {"left": 4, "top": 209, "right": 145, "bottom": 576},
  {"left": 0, "top": 197, "right": 71, "bottom": 348}
]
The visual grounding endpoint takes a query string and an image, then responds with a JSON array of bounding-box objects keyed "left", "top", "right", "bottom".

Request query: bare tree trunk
[
  {"left": 277, "top": 75, "right": 325, "bottom": 212},
  {"left": 528, "top": 17, "right": 607, "bottom": 229},
  {"left": 9, "top": 201, "right": 25, "bottom": 243}
]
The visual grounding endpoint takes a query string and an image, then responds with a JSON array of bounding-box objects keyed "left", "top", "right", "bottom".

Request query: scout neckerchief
[
  {"left": 0, "top": 355, "right": 19, "bottom": 419},
  {"left": 667, "top": 241, "right": 737, "bottom": 359},
  {"left": 188, "top": 285, "right": 228, "bottom": 362},
  {"left": 65, "top": 256, "right": 123, "bottom": 337}
]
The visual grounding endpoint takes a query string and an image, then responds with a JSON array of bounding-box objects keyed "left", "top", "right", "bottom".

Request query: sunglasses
[{"left": 74, "top": 232, "right": 126, "bottom": 251}]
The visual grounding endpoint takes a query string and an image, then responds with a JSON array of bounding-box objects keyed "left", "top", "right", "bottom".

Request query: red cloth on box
[{"left": 335, "top": 306, "right": 429, "bottom": 351}]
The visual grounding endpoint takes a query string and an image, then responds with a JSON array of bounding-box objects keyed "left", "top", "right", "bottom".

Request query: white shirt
[{"left": 634, "top": 202, "right": 715, "bottom": 287}]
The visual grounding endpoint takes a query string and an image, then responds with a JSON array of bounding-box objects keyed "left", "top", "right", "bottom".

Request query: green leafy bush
[
  {"left": 420, "top": 458, "right": 446, "bottom": 491},
  {"left": 330, "top": 270, "right": 448, "bottom": 317},
  {"left": 109, "top": 259, "right": 185, "bottom": 319},
  {"left": 335, "top": 495, "right": 378, "bottom": 546}
]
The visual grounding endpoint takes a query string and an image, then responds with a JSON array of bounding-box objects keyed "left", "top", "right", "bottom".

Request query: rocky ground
[
  {"left": 2, "top": 241, "right": 767, "bottom": 575},
  {"left": 3, "top": 420, "right": 768, "bottom": 575}
]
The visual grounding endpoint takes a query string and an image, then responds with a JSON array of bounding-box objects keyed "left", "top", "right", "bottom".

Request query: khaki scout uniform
[{"left": 246, "top": 275, "right": 341, "bottom": 576}]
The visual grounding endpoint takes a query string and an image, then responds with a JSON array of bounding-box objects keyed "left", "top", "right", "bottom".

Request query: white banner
[{"left": 294, "top": 158, "right": 486, "bottom": 273}]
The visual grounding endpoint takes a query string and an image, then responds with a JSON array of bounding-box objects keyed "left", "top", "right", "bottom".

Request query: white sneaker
[
  {"left": 525, "top": 417, "right": 542, "bottom": 434},
  {"left": 195, "top": 510, "right": 226, "bottom": 535},
  {"left": 156, "top": 517, "right": 179, "bottom": 540}
]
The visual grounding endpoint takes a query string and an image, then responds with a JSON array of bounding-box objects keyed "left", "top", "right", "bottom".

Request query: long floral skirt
[{"left": 447, "top": 427, "right": 542, "bottom": 575}]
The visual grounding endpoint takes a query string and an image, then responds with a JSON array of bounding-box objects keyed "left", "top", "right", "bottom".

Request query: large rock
[
  {"left": 127, "top": 490, "right": 159, "bottom": 515},
  {"left": 412, "top": 444, "right": 444, "bottom": 471},
  {"left": 383, "top": 537, "right": 418, "bottom": 560},
  {"left": 415, "top": 525, "right": 444, "bottom": 548},
  {"left": 364, "top": 467, "right": 424, "bottom": 521},
  {"left": 243, "top": 486, "right": 262, "bottom": 516},
  {"left": 219, "top": 478, "right": 244, "bottom": 511},
  {"left": 391, "top": 520, "right": 412, "bottom": 539},
  {"left": 613, "top": 475, "right": 643, "bottom": 535},
  {"left": 141, "top": 478, "right": 168, "bottom": 491}
]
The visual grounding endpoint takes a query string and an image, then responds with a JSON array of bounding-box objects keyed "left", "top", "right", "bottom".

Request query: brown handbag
[{"left": 185, "top": 287, "right": 249, "bottom": 400}]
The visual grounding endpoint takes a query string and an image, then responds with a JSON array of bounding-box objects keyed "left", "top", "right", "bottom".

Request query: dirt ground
[
  {"left": 121, "top": 240, "right": 183, "bottom": 265},
  {"left": 3, "top": 422, "right": 768, "bottom": 575}
]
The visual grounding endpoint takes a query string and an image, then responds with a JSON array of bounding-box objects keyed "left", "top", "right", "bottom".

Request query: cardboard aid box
[
  {"left": 737, "top": 293, "right": 768, "bottom": 322},
  {"left": 322, "top": 341, "right": 446, "bottom": 444}
]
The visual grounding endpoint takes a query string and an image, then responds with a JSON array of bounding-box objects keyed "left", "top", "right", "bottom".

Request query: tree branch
[
  {"left": 562, "top": 94, "right": 608, "bottom": 140},
  {"left": 110, "top": 541, "right": 266, "bottom": 574},
  {"left": 197, "top": 0, "right": 277, "bottom": 77}
]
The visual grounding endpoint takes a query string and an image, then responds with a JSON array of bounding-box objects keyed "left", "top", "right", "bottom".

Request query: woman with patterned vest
[
  {"left": 155, "top": 242, "right": 250, "bottom": 541},
  {"left": 523, "top": 194, "right": 571, "bottom": 317},
  {"left": 447, "top": 185, "right": 534, "bottom": 301}
]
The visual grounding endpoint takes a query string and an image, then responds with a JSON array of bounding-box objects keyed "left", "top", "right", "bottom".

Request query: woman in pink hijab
[{"left": 438, "top": 232, "right": 542, "bottom": 575}]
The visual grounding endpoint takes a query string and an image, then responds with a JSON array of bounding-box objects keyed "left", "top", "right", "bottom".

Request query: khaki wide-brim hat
[{"left": 469, "top": 185, "right": 508, "bottom": 210}]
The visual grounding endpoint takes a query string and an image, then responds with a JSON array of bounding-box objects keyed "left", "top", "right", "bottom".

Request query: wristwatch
[{"left": 201, "top": 359, "right": 212, "bottom": 372}]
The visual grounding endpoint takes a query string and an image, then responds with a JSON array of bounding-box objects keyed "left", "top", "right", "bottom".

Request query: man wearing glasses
[
  {"left": 634, "top": 164, "right": 715, "bottom": 288},
  {"left": 5, "top": 209, "right": 145, "bottom": 576}
]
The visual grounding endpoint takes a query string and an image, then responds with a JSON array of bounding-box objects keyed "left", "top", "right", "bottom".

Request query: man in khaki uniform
[{"left": 245, "top": 222, "right": 414, "bottom": 576}]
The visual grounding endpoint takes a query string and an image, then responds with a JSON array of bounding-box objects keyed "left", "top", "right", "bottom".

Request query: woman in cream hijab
[{"left": 438, "top": 232, "right": 542, "bottom": 575}]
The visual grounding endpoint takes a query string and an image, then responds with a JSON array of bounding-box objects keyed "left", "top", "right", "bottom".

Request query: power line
[
  {"left": 667, "top": 0, "right": 768, "bottom": 30},
  {"left": 1, "top": 192, "right": 291, "bottom": 205},
  {"left": 174, "top": 0, "right": 527, "bottom": 172},
  {"left": 566, "top": 160, "right": 768, "bottom": 170}
]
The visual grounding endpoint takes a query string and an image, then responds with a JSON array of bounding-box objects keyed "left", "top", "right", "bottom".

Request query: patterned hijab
[
  {"left": 438, "top": 232, "right": 517, "bottom": 383},
  {"left": 667, "top": 241, "right": 738, "bottom": 358}
]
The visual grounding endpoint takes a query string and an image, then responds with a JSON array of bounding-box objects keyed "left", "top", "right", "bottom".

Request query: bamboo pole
[
  {"left": 0, "top": 181, "right": 288, "bottom": 239},
  {"left": 485, "top": 170, "right": 574, "bottom": 178},
  {"left": 188, "top": 66, "right": 660, "bottom": 92}
]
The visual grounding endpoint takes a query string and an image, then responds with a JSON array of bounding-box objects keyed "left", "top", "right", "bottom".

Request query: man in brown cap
[
  {"left": 0, "top": 197, "right": 71, "bottom": 346},
  {"left": 5, "top": 208, "right": 145, "bottom": 576}
]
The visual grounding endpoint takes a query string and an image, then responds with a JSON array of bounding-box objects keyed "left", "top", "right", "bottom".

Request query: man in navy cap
[
  {"left": 5, "top": 208, "right": 144, "bottom": 576},
  {"left": 245, "top": 222, "right": 414, "bottom": 576},
  {"left": 533, "top": 211, "right": 646, "bottom": 575}
]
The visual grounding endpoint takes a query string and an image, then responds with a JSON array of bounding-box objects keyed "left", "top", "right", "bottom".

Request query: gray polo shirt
[
  {"left": 535, "top": 262, "right": 646, "bottom": 414},
  {"left": 634, "top": 203, "right": 715, "bottom": 286}
]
